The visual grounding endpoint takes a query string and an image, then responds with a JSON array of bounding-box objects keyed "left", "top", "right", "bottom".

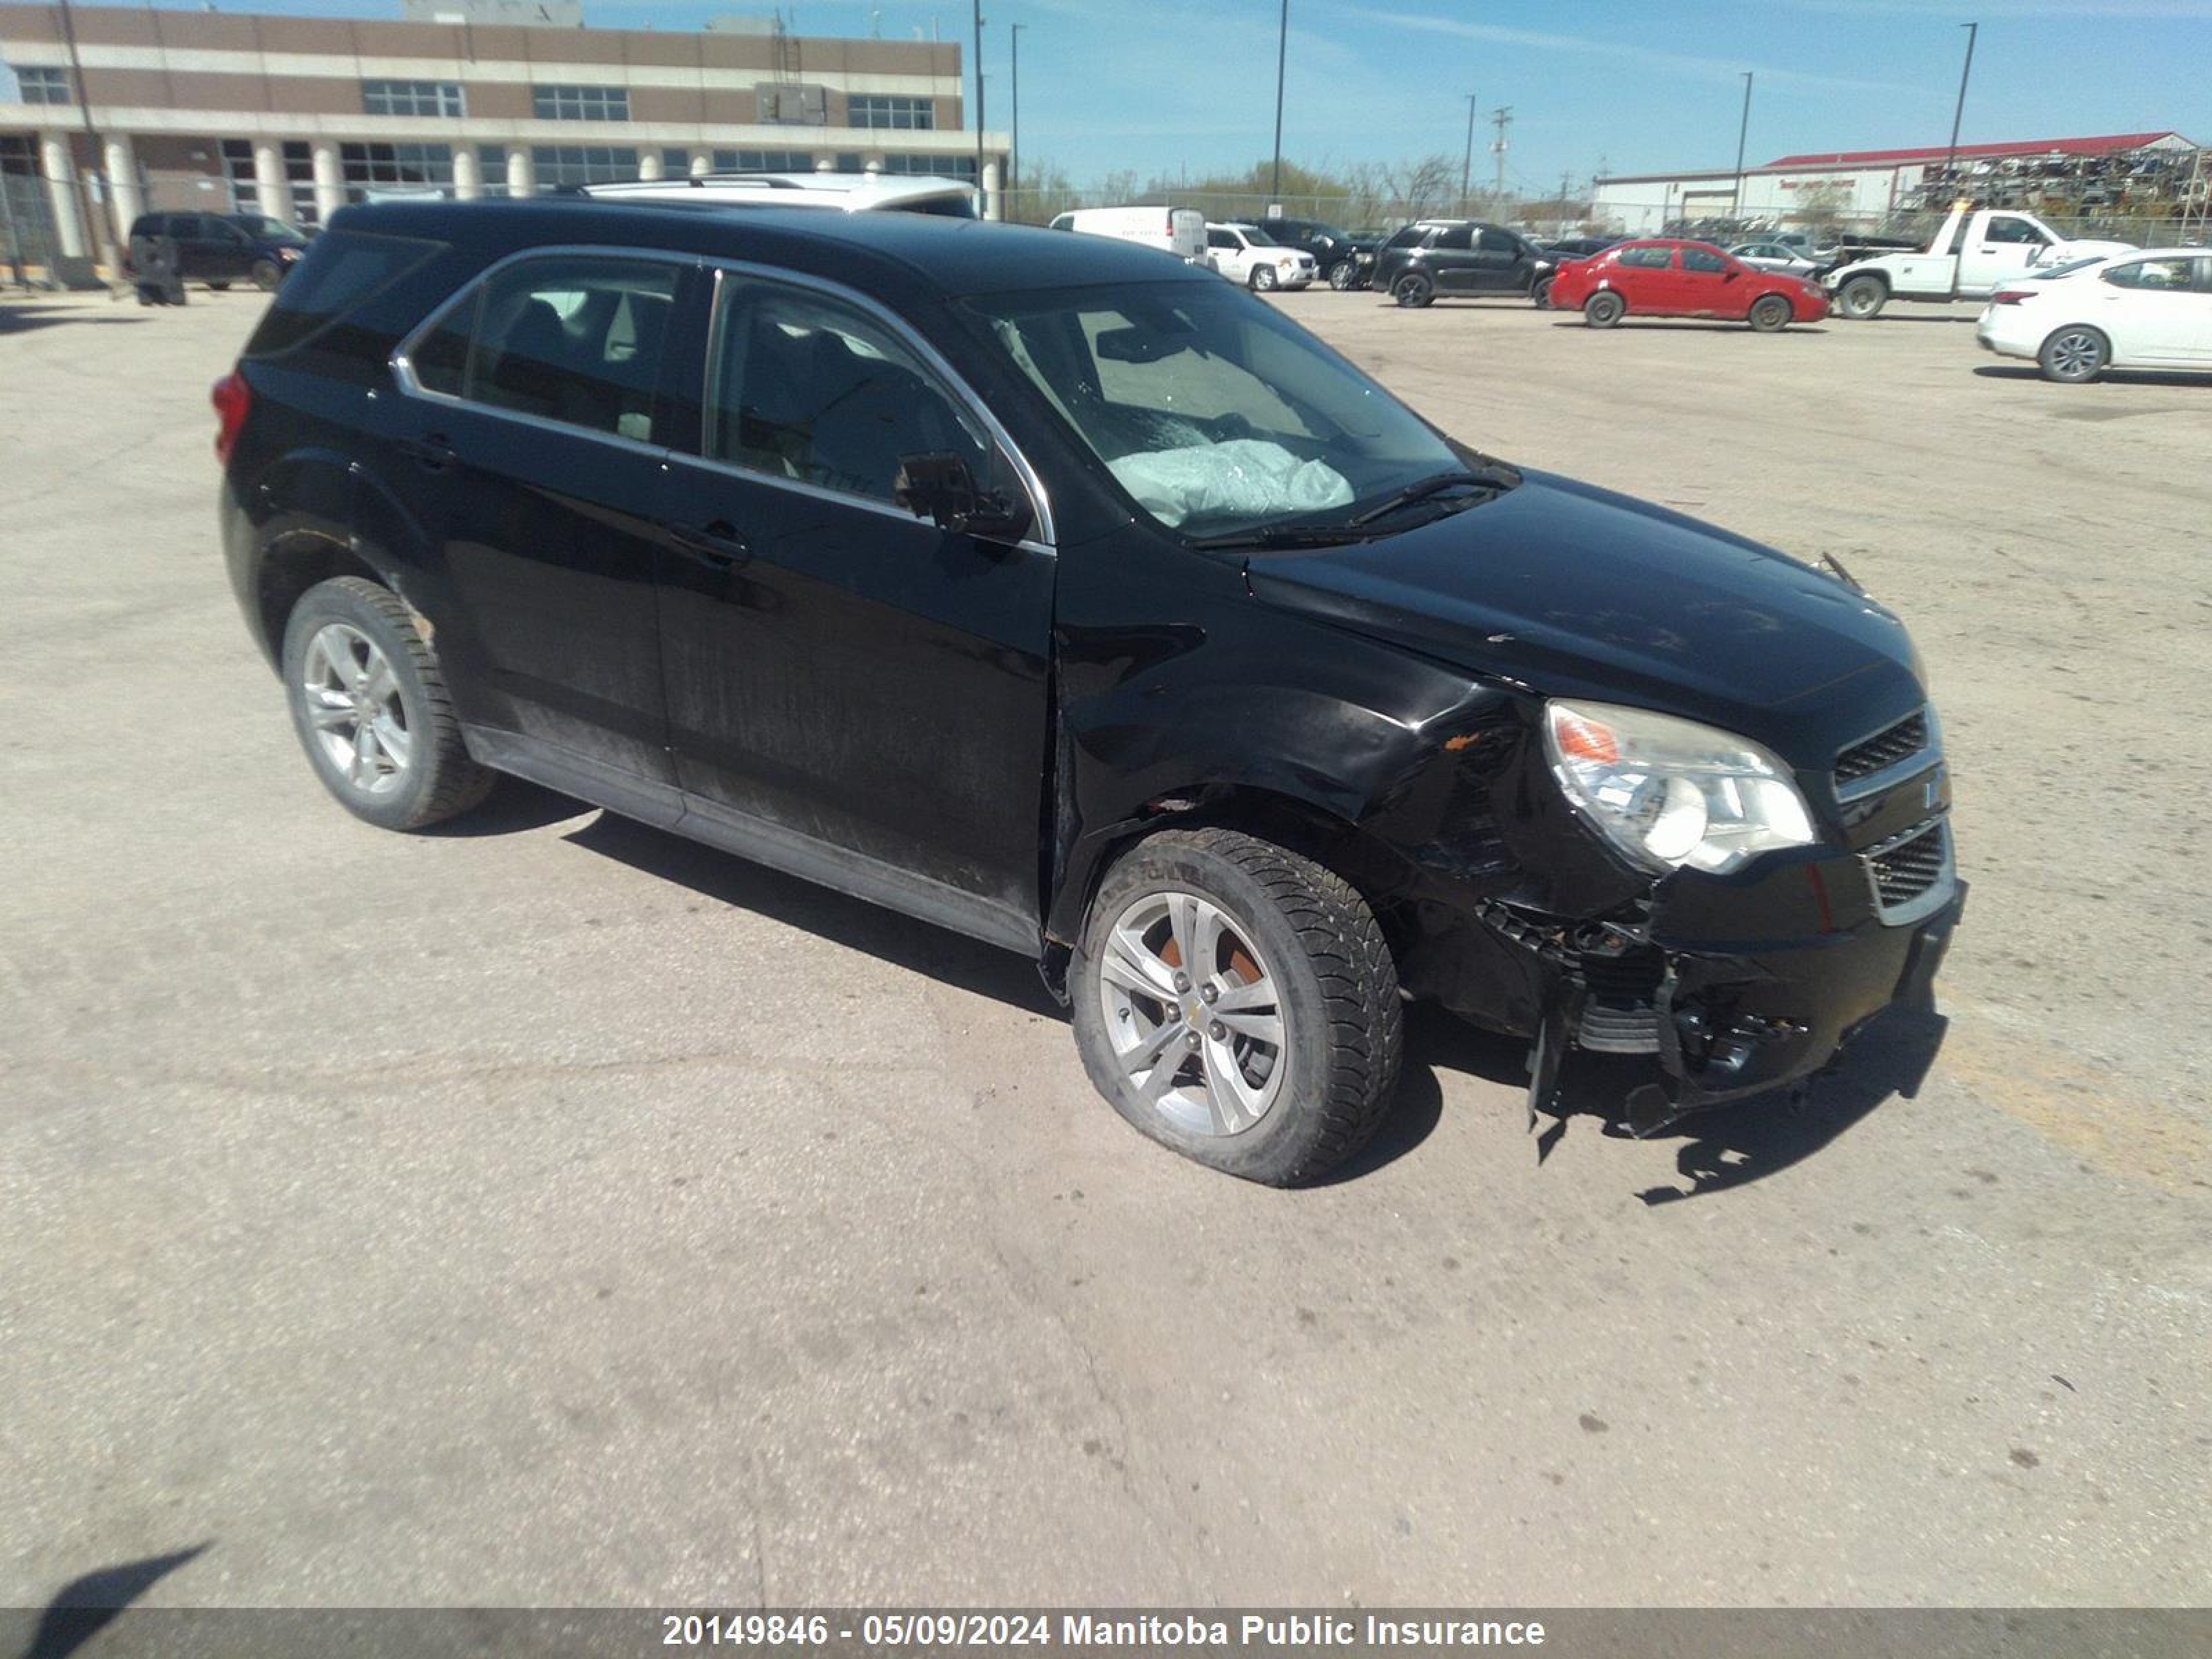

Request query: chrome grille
[
  {"left": 1864, "top": 818, "right": 1953, "bottom": 924},
  {"left": 1835, "top": 709, "right": 1930, "bottom": 789}
]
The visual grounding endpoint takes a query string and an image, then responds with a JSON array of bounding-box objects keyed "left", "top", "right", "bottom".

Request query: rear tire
[
  {"left": 1747, "top": 294, "right": 1792, "bottom": 332},
  {"left": 279, "top": 576, "right": 494, "bottom": 832},
  {"left": 2038, "top": 325, "right": 2108, "bottom": 384},
  {"left": 1583, "top": 290, "right": 1625, "bottom": 328},
  {"left": 1070, "top": 828, "right": 1403, "bottom": 1186},
  {"left": 1837, "top": 274, "right": 1886, "bottom": 319},
  {"left": 1391, "top": 272, "right": 1434, "bottom": 308},
  {"left": 207, "top": 280, "right": 232, "bottom": 292}
]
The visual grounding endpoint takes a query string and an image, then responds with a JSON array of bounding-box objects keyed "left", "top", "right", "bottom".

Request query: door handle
[
  {"left": 673, "top": 520, "right": 751, "bottom": 565},
  {"left": 398, "top": 432, "right": 456, "bottom": 471}
]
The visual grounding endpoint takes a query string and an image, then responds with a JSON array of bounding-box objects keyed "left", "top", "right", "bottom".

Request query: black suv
[
  {"left": 216, "top": 198, "right": 1960, "bottom": 1184},
  {"left": 1257, "top": 216, "right": 1375, "bottom": 291},
  {"left": 126, "top": 211, "right": 309, "bottom": 291},
  {"left": 1369, "top": 219, "right": 1557, "bottom": 308}
]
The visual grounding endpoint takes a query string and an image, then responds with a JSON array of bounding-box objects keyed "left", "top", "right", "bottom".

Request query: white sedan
[
  {"left": 1203, "top": 223, "right": 1316, "bottom": 292},
  {"left": 1729, "top": 240, "right": 1821, "bottom": 277},
  {"left": 1976, "top": 247, "right": 2212, "bottom": 382}
]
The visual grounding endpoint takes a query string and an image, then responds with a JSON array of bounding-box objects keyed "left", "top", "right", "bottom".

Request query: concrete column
[
  {"left": 38, "top": 129, "right": 86, "bottom": 259},
  {"left": 452, "top": 144, "right": 482, "bottom": 200},
  {"left": 637, "top": 149, "right": 664, "bottom": 181},
  {"left": 102, "top": 132, "right": 142, "bottom": 240},
  {"left": 982, "top": 157, "right": 1002, "bottom": 222},
  {"left": 503, "top": 142, "right": 535, "bottom": 198},
  {"left": 310, "top": 138, "right": 344, "bottom": 223},
  {"left": 688, "top": 147, "right": 712, "bottom": 178},
  {"left": 252, "top": 138, "right": 288, "bottom": 220}
]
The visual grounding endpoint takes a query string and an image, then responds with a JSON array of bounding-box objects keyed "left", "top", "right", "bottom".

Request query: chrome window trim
[
  {"left": 389, "top": 243, "right": 1056, "bottom": 550},
  {"left": 694, "top": 257, "right": 1056, "bottom": 547}
]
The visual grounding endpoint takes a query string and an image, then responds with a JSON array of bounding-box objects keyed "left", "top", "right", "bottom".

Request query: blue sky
[{"left": 82, "top": 0, "right": 2212, "bottom": 185}]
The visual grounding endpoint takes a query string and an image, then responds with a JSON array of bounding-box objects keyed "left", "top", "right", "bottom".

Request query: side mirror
[{"left": 895, "top": 452, "right": 1032, "bottom": 543}]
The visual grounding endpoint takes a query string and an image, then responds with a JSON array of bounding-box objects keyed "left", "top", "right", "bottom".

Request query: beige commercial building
[{"left": 0, "top": 1, "right": 1007, "bottom": 268}]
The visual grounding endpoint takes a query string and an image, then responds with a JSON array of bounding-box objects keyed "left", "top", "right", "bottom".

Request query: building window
[
  {"left": 16, "top": 65, "right": 72, "bottom": 104},
  {"left": 218, "top": 138, "right": 319, "bottom": 224},
  {"left": 848, "top": 95, "right": 932, "bottom": 131},
  {"left": 478, "top": 144, "right": 510, "bottom": 194},
  {"left": 340, "top": 141, "right": 454, "bottom": 202},
  {"left": 710, "top": 149, "right": 814, "bottom": 173},
  {"left": 660, "top": 147, "right": 692, "bottom": 176},
  {"left": 531, "top": 144, "right": 639, "bottom": 187},
  {"left": 879, "top": 153, "right": 975, "bottom": 180},
  {"left": 363, "top": 79, "right": 465, "bottom": 118},
  {"left": 532, "top": 84, "right": 628, "bottom": 122},
  {"left": 756, "top": 83, "right": 827, "bottom": 125}
]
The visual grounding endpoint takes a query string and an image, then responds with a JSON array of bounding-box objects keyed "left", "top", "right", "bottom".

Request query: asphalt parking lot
[{"left": 3, "top": 281, "right": 2207, "bottom": 1611}]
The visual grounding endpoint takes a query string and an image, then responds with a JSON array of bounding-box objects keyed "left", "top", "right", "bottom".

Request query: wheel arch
[{"left": 256, "top": 532, "right": 388, "bottom": 661}]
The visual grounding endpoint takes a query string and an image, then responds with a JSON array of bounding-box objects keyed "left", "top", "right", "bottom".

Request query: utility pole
[
  {"left": 1558, "top": 168, "right": 1572, "bottom": 234},
  {"left": 1269, "top": 0, "right": 1288, "bottom": 200},
  {"left": 1732, "top": 71, "right": 1753, "bottom": 221},
  {"left": 1009, "top": 21, "right": 1023, "bottom": 203},
  {"left": 1459, "top": 92, "right": 1478, "bottom": 217},
  {"left": 55, "top": 0, "right": 119, "bottom": 277},
  {"left": 1490, "top": 105, "right": 1510, "bottom": 219},
  {"left": 1943, "top": 22, "right": 1979, "bottom": 194},
  {"left": 971, "top": 0, "right": 984, "bottom": 191}
]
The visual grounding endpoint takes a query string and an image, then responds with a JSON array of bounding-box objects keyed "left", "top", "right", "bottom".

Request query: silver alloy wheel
[
  {"left": 2046, "top": 328, "right": 2104, "bottom": 381},
  {"left": 1096, "top": 889, "right": 1287, "bottom": 1138},
  {"left": 299, "top": 622, "right": 411, "bottom": 797}
]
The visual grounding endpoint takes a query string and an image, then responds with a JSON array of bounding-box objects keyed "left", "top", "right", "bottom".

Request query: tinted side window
[
  {"left": 1382, "top": 226, "right": 1423, "bottom": 250},
  {"left": 706, "top": 280, "right": 991, "bottom": 506},
  {"left": 1982, "top": 217, "right": 2045, "bottom": 245},
  {"left": 2101, "top": 256, "right": 2196, "bottom": 291},
  {"left": 245, "top": 227, "right": 444, "bottom": 358},
  {"left": 465, "top": 256, "right": 679, "bottom": 442},
  {"left": 1477, "top": 228, "right": 1518, "bottom": 254},
  {"left": 1681, "top": 247, "right": 1727, "bottom": 273},
  {"left": 1617, "top": 246, "right": 1673, "bottom": 270},
  {"left": 1429, "top": 224, "right": 1472, "bottom": 251},
  {"left": 1207, "top": 228, "right": 1235, "bottom": 249}
]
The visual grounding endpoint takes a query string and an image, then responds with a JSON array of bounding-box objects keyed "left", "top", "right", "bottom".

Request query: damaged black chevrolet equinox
[{"left": 216, "top": 199, "right": 1962, "bottom": 1184}]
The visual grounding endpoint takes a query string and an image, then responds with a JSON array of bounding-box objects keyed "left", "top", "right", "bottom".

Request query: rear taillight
[
  {"left": 1990, "top": 290, "right": 2035, "bottom": 305},
  {"left": 211, "top": 369, "right": 250, "bottom": 464}
]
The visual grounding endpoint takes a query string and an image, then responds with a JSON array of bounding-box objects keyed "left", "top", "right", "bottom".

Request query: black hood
[{"left": 1244, "top": 469, "right": 1927, "bottom": 766}]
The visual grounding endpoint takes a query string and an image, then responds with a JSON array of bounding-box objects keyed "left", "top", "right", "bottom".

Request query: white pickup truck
[{"left": 1826, "top": 205, "right": 2135, "bottom": 319}]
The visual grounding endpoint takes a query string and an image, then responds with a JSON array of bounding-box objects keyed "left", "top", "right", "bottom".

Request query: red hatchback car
[{"left": 1548, "top": 239, "right": 1830, "bottom": 331}]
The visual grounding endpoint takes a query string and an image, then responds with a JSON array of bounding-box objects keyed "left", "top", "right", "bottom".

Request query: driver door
[
  {"left": 653, "top": 271, "right": 1056, "bottom": 944},
  {"left": 1959, "top": 214, "right": 2050, "bottom": 290}
]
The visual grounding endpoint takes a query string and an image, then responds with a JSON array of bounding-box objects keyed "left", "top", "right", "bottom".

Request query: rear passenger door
[
  {"left": 1468, "top": 227, "right": 1524, "bottom": 292},
  {"left": 652, "top": 270, "right": 1056, "bottom": 944},
  {"left": 1424, "top": 223, "right": 1480, "bottom": 293},
  {"left": 388, "top": 250, "right": 694, "bottom": 805}
]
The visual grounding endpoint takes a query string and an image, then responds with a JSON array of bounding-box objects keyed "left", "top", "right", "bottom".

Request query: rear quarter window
[{"left": 242, "top": 229, "right": 446, "bottom": 359}]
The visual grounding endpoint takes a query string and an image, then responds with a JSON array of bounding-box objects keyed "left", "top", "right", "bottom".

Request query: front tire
[
  {"left": 280, "top": 576, "right": 494, "bottom": 831},
  {"left": 1531, "top": 276, "right": 1553, "bottom": 309},
  {"left": 1328, "top": 259, "right": 1360, "bottom": 291},
  {"left": 1836, "top": 274, "right": 1886, "bottom": 319},
  {"left": 2038, "top": 325, "right": 2108, "bottom": 383},
  {"left": 1251, "top": 264, "right": 1277, "bottom": 292},
  {"left": 1070, "top": 828, "right": 1403, "bottom": 1186},
  {"left": 1583, "top": 290, "right": 1625, "bottom": 328},
  {"left": 207, "top": 280, "right": 232, "bottom": 292},
  {"left": 1391, "top": 272, "right": 1434, "bottom": 308},
  {"left": 1747, "top": 294, "right": 1792, "bottom": 332}
]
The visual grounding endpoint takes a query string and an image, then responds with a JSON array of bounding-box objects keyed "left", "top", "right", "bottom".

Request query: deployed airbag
[{"left": 1109, "top": 439, "right": 1353, "bottom": 529}]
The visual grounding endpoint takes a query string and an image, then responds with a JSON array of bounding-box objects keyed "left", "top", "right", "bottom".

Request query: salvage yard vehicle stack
[{"left": 215, "top": 198, "right": 1960, "bottom": 1185}]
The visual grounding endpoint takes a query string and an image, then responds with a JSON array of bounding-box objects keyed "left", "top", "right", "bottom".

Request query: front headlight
[{"left": 1544, "top": 700, "right": 1817, "bottom": 875}]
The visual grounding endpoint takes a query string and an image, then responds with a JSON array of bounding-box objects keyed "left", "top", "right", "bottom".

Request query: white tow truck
[{"left": 1824, "top": 204, "right": 2135, "bottom": 319}]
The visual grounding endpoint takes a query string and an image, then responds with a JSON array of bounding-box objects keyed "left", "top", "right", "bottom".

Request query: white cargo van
[{"left": 1047, "top": 205, "right": 1208, "bottom": 263}]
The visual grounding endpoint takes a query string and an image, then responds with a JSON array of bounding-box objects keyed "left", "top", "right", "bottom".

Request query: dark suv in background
[
  {"left": 214, "top": 198, "right": 1959, "bottom": 1185},
  {"left": 1257, "top": 216, "right": 1376, "bottom": 290},
  {"left": 1369, "top": 219, "right": 1557, "bottom": 308},
  {"left": 125, "top": 211, "right": 310, "bottom": 291}
]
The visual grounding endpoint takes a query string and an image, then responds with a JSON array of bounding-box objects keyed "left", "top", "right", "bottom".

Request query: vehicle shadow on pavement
[
  {"left": 0, "top": 306, "right": 153, "bottom": 335},
  {"left": 420, "top": 778, "right": 599, "bottom": 837},
  {"left": 1544, "top": 319, "right": 1832, "bottom": 335},
  {"left": 15, "top": 1543, "right": 207, "bottom": 1659},
  {"left": 563, "top": 809, "right": 1063, "bottom": 1017},
  {"left": 1973, "top": 364, "right": 2209, "bottom": 388},
  {"left": 1602, "top": 1004, "right": 1951, "bottom": 1205}
]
